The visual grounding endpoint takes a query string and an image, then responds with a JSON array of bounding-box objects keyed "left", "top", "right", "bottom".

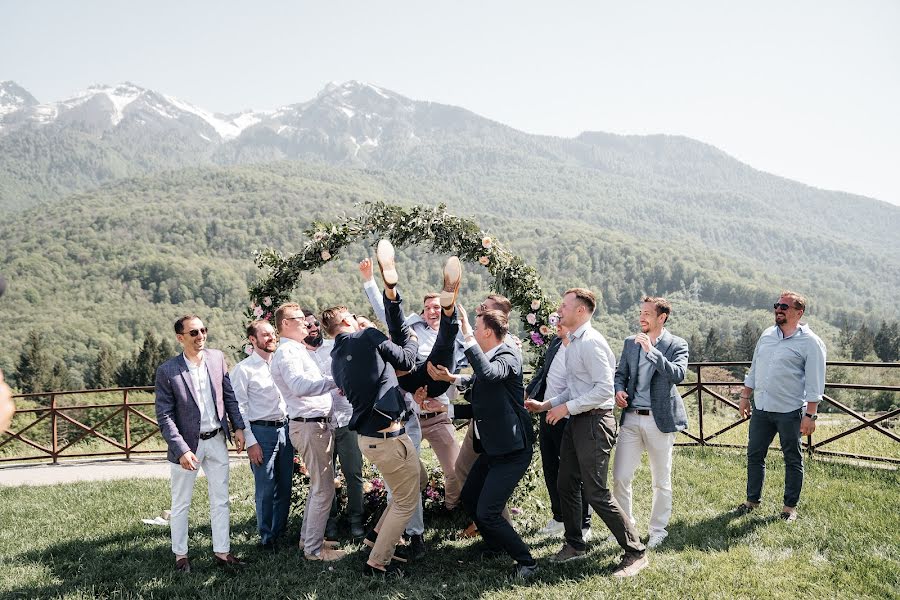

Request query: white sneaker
[
  {"left": 581, "top": 527, "right": 592, "bottom": 542},
  {"left": 647, "top": 532, "right": 667, "bottom": 549},
  {"left": 539, "top": 518, "right": 565, "bottom": 536}
]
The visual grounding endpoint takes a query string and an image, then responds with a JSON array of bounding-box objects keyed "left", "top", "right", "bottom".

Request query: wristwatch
[{"left": 804, "top": 413, "right": 818, "bottom": 420}]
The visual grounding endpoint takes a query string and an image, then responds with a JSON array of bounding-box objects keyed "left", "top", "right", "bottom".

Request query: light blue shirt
[
  {"left": 744, "top": 324, "right": 827, "bottom": 413},
  {"left": 548, "top": 321, "right": 616, "bottom": 414}
]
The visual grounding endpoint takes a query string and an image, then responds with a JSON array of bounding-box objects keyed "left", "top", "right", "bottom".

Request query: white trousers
[
  {"left": 612, "top": 413, "right": 675, "bottom": 536},
  {"left": 169, "top": 433, "right": 231, "bottom": 556}
]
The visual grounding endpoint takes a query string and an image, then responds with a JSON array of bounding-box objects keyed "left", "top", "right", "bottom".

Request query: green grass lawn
[{"left": 0, "top": 447, "right": 897, "bottom": 600}]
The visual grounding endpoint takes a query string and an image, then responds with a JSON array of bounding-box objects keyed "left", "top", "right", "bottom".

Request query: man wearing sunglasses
[
  {"left": 301, "top": 308, "right": 365, "bottom": 541},
  {"left": 155, "top": 315, "right": 247, "bottom": 573},
  {"left": 271, "top": 303, "right": 345, "bottom": 562},
  {"left": 737, "top": 291, "right": 826, "bottom": 521}
]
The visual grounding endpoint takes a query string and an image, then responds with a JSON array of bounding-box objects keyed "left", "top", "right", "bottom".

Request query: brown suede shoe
[
  {"left": 549, "top": 543, "right": 587, "bottom": 563},
  {"left": 376, "top": 239, "right": 398, "bottom": 289},
  {"left": 440, "top": 256, "right": 461, "bottom": 309},
  {"left": 612, "top": 552, "right": 649, "bottom": 577},
  {"left": 175, "top": 557, "right": 191, "bottom": 573},
  {"left": 304, "top": 547, "right": 348, "bottom": 562}
]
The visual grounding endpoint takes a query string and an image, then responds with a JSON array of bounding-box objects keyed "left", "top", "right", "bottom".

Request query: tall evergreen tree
[
  {"left": 850, "top": 324, "right": 875, "bottom": 361},
  {"left": 15, "top": 330, "right": 50, "bottom": 393},
  {"left": 873, "top": 321, "right": 900, "bottom": 362},
  {"left": 736, "top": 321, "right": 762, "bottom": 361},
  {"left": 87, "top": 344, "right": 117, "bottom": 389}
]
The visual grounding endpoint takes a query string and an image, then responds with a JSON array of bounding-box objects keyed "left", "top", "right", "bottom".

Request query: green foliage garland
[{"left": 246, "top": 201, "right": 557, "bottom": 364}]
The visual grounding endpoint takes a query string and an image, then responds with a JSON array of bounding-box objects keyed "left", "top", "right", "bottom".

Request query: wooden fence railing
[{"left": 1, "top": 362, "right": 897, "bottom": 465}]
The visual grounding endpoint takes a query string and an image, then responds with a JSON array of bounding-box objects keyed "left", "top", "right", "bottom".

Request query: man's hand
[
  {"left": 427, "top": 361, "right": 455, "bottom": 383},
  {"left": 615, "top": 391, "right": 629, "bottom": 409},
  {"left": 525, "top": 399, "right": 549, "bottom": 413},
  {"left": 546, "top": 403, "right": 570, "bottom": 425},
  {"left": 0, "top": 369, "right": 14, "bottom": 433},
  {"left": 358, "top": 258, "right": 374, "bottom": 282},
  {"left": 635, "top": 332, "right": 652, "bottom": 353},
  {"left": 413, "top": 386, "right": 428, "bottom": 408},
  {"left": 247, "top": 443, "right": 263, "bottom": 466},
  {"left": 739, "top": 396, "right": 752, "bottom": 419},
  {"left": 179, "top": 451, "right": 200, "bottom": 471},
  {"left": 234, "top": 428, "right": 246, "bottom": 453},
  {"left": 421, "top": 399, "right": 448, "bottom": 413},
  {"left": 800, "top": 416, "right": 817, "bottom": 436},
  {"left": 457, "top": 304, "right": 472, "bottom": 337}
]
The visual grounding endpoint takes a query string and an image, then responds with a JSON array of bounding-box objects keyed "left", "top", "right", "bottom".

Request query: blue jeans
[
  {"left": 746, "top": 408, "right": 804, "bottom": 508},
  {"left": 250, "top": 422, "right": 295, "bottom": 544}
]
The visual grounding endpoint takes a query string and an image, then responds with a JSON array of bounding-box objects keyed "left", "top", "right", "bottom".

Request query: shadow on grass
[{"left": 662, "top": 508, "right": 780, "bottom": 553}]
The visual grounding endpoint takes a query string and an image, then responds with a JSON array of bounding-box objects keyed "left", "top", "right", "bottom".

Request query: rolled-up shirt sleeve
[{"left": 805, "top": 336, "right": 827, "bottom": 403}]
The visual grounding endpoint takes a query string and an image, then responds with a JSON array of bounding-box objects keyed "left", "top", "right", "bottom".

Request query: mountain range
[{"left": 0, "top": 79, "right": 898, "bottom": 384}]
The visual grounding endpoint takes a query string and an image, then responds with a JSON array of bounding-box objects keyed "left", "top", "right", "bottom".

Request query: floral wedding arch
[{"left": 245, "top": 201, "right": 557, "bottom": 364}]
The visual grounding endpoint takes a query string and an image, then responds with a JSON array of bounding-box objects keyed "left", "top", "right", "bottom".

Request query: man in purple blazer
[{"left": 155, "top": 315, "right": 246, "bottom": 573}]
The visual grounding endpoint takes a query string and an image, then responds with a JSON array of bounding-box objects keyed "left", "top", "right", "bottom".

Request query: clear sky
[{"left": 2, "top": 0, "right": 898, "bottom": 205}]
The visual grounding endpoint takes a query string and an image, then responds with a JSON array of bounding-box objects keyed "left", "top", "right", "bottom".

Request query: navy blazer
[
  {"left": 525, "top": 336, "right": 564, "bottom": 401},
  {"left": 454, "top": 343, "right": 533, "bottom": 456},
  {"left": 614, "top": 330, "right": 689, "bottom": 433},
  {"left": 331, "top": 327, "right": 418, "bottom": 436},
  {"left": 154, "top": 349, "right": 245, "bottom": 464}
]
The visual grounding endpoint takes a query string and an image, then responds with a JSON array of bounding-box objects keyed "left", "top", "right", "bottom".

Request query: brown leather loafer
[
  {"left": 214, "top": 553, "right": 246, "bottom": 569},
  {"left": 175, "top": 557, "right": 191, "bottom": 573}
]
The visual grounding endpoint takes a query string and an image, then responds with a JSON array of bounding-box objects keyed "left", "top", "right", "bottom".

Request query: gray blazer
[
  {"left": 614, "top": 330, "right": 689, "bottom": 433},
  {"left": 154, "top": 348, "right": 244, "bottom": 464}
]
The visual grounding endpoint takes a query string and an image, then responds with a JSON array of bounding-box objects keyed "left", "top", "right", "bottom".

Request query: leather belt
[
  {"left": 250, "top": 419, "right": 288, "bottom": 427},
  {"left": 199, "top": 428, "right": 221, "bottom": 440},
  {"left": 291, "top": 416, "right": 328, "bottom": 423},
  {"left": 587, "top": 408, "right": 611, "bottom": 416},
  {"left": 628, "top": 409, "right": 652, "bottom": 416},
  {"left": 361, "top": 427, "right": 406, "bottom": 439},
  {"left": 419, "top": 412, "right": 442, "bottom": 420}
]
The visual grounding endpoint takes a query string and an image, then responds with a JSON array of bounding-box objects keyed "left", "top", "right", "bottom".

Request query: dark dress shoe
[
  {"left": 363, "top": 561, "right": 405, "bottom": 578},
  {"left": 175, "top": 557, "right": 191, "bottom": 573},
  {"left": 350, "top": 524, "right": 366, "bottom": 540},
  {"left": 214, "top": 553, "right": 246, "bottom": 569},
  {"left": 407, "top": 534, "right": 426, "bottom": 560},
  {"left": 256, "top": 541, "right": 277, "bottom": 552}
]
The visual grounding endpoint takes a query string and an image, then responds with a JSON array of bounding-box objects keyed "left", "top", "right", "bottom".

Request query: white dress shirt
[
  {"left": 230, "top": 351, "right": 288, "bottom": 447},
  {"left": 270, "top": 338, "right": 337, "bottom": 419},
  {"left": 184, "top": 352, "right": 220, "bottom": 434},
  {"left": 306, "top": 339, "right": 354, "bottom": 428},
  {"left": 548, "top": 321, "right": 616, "bottom": 414}
]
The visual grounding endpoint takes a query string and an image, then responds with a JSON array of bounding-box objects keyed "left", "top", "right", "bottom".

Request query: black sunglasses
[
  {"left": 307, "top": 318, "right": 320, "bottom": 327},
  {"left": 773, "top": 303, "right": 792, "bottom": 310},
  {"left": 187, "top": 327, "right": 208, "bottom": 337}
]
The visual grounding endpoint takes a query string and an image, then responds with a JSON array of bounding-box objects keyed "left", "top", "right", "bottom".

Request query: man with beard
[
  {"left": 155, "top": 315, "right": 246, "bottom": 573},
  {"left": 737, "top": 291, "right": 826, "bottom": 521},
  {"left": 301, "top": 308, "right": 365, "bottom": 541},
  {"left": 231, "top": 320, "right": 293, "bottom": 550},
  {"left": 611, "top": 297, "right": 689, "bottom": 549},
  {"left": 271, "top": 303, "right": 345, "bottom": 562}
]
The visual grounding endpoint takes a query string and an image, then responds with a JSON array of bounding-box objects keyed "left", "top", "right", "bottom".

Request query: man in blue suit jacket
[
  {"left": 430, "top": 305, "right": 538, "bottom": 580},
  {"left": 613, "top": 297, "right": 688, "bottom": 549},
  {"left": 155, "top": 315, "right": 246, "bottom": 573}
]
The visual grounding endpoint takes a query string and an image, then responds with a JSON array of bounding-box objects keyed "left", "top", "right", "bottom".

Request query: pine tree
[
  {"left": 850, "top": 324, "right": 875, "bottom": 361},
  {"left": 88, "top": 344, "right": 117, "bottom": 389},
  {"left": 15, "top": 331, "right": 51, "bottom": 393},
  {"left": 736, "top": 321, "right": 762, "bottom": 361},
  {"left": 873, "top": 321, "right": 900, "bottom": 362}
]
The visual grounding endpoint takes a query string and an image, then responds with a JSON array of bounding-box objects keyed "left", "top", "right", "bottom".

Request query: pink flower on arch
[
  {"left": 321, "top": 250, "right": 332, "bottom": 260},
  {"left": 253, "top": 306, "right": 264, "bottom": 318},
  {"left": 479, "top": 256, "right": 490, "bottom": 266},
  {"left": 482, "top": 236, "right": 493, "bottom": 249},
  {"left": 530, "top": 299, "right": 541, "bottom": 311},
  {"left": 526, "top": 313, "right": 537, "bottom": 325},
  {"left": 539, "top": 325, "right": 551, "bottom": 336},
  {"left": 244, "top": 344, "right": 254, "bottom": 355},
  {"left": 263, "top": 296, "right": 272, "bottom": 307},
  {"left": 530, "top": 332, "right": 545, "bottom": 346}
]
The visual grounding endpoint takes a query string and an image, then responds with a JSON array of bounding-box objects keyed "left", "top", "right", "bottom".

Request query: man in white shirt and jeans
[
  {"left": 271, "top": 303, "right": 346, "bottom": 562},
  {"left": 231, "top": 319, "right": 294, "bottom": 550}
]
